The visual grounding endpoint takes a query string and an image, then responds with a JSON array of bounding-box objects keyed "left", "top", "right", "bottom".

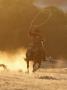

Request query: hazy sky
[{"left": 33, "top": 0, "right": 67, "bottom": 11}]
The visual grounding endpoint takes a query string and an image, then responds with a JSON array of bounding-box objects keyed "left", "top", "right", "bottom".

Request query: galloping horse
[{"left": 25, "top": 42, "right": 45, "bottom": 72}]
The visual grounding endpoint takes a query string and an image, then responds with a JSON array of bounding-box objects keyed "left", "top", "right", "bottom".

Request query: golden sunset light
[
  {"left": 0, "top": 0, "right": 67, "bottom": 90},
  {"left": 0, "top": 48, "right": 27, "bottom": 72}
]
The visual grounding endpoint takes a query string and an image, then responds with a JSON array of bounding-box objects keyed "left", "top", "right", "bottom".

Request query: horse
[{"left": 25, "top": 46, "right": 45, "bottom": 73}]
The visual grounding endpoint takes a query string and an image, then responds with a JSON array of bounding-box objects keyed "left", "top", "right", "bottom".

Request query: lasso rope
[{"left": 29, "top": 8, "right": 52, "bottom": 30}]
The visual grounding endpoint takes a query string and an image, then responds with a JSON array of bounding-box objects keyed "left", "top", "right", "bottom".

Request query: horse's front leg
[
  {"left": 33, "top": 60, "right": 41, "bottom": 72},
  {"left": 28, "top": 60, "right": 34, "bottom": 74},
  {"left": 24, "top": 58, "right": 29, "bottom": 73}
]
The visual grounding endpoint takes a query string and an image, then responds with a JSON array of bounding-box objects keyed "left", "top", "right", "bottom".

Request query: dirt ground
[{"left": 0, "top": 68, "right": 67, "bottom": 90}]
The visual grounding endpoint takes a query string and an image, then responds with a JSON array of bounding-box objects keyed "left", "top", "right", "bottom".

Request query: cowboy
[{"left": 26, "top": 29, "right": 45, "bottom": 72}]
